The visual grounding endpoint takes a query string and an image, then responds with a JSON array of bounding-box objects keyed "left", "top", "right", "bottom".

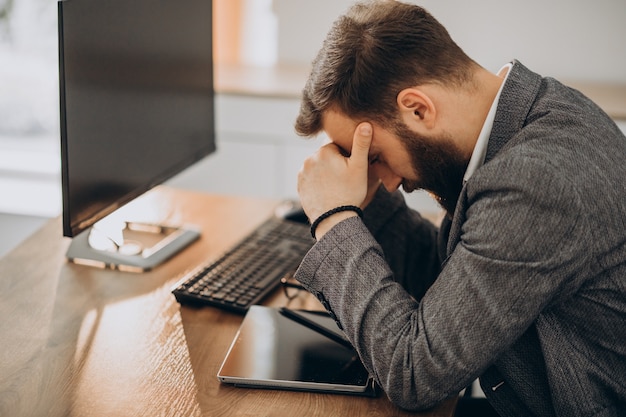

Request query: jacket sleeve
[{"left": 360, "top": 186, "right": 441, "bottom": 300}]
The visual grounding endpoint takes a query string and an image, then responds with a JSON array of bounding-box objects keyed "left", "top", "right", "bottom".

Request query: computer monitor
[{"left": 58, "top": 0, "right": 215, "bottom": 271}]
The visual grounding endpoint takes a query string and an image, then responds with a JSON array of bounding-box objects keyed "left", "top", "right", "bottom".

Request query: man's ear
[{"left": 397, "top": 88, "right": 436, "bottom": 130}]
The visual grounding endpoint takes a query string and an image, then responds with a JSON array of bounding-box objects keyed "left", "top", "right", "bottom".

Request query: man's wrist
[
  {"left": 313, "top": 211, "right": 358, "bottom": 239},
  {"left": 311, "top": 205, "right": 363, "bottom": 239}
]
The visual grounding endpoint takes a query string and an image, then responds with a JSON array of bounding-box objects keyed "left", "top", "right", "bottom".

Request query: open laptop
[{"left": 217, "top": 305, "right": 377, "bottom": 396}]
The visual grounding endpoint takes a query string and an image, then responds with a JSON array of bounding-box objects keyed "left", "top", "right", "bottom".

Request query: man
[{"left": 292, "top": 1, "right": 626, "bottom": 416}]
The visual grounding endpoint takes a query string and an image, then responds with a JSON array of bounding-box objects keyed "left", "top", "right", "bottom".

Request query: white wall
[{"left": 274, "top": 0, "right": 626, "bottom": 83}]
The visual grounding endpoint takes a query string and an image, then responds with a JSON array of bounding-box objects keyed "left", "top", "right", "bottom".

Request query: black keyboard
[{"left": 172, "top": 216, "right": 314, "bottom": 313}]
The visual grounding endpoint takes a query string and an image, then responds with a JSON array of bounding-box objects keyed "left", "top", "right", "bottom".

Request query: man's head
[
  {"left": 296, "top": 0, "right": 482, "bottom": 214},
  {"left": 295, "top": 0, "right": 477, "bottom": 136}
]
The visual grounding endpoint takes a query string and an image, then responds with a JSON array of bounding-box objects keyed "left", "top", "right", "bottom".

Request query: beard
[{"left": 392, "top": 120, "right": 468, "bottom": 217}]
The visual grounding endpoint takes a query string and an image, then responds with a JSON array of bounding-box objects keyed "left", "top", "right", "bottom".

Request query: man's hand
[{"left": 297, "top": 122, "right": 373, "bottom": 238}]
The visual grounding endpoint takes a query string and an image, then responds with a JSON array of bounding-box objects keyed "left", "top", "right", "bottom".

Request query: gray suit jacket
[{"left": 294, "top": 61, "right": 626, "bottom": 416}]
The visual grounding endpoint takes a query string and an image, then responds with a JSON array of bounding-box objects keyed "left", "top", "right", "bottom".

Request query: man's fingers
[{"left": 350, "top": 122, "right": 373, "bottom": 164}]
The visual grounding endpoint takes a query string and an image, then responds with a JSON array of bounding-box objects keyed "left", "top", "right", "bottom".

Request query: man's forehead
[
  {"left": 321, "top": 109, "right": 360, "bottom": 150},
  {"left": 322, "top": 109, "right": 357, "bottom": 132}
]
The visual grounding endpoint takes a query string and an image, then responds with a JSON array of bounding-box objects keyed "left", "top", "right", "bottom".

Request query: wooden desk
[{"left": 0, "top": 187, "right": 456, "bottom": 417}]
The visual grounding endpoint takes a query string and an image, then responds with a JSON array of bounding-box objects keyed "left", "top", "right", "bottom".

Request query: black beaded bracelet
[{"left": 310, "top": 205, "right": 363, "bottom": 239}]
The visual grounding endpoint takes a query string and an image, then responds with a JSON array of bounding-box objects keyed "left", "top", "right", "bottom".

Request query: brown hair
[{"left": 295, "top": 0, "right": 477, "bottom": 136}]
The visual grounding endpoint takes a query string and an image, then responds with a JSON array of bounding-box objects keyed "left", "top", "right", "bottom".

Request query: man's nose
[{"left": 373, "top": 166, "right": 402, "bottom": 192}]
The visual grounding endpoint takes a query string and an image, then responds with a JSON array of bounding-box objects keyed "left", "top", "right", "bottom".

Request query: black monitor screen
[{"left": 58, "top": 0, "right": 215, "bottom": 237}]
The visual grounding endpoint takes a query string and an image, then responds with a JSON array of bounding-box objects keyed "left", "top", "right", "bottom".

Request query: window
[
  {"left": 0, "top": 0, "right": 60, "bottom": 217},
  {"left": 0, "top": 0, "right": 278, "bottom": 217},
  {"left": 0, "top": 0, "right": 58, "bottom": 142}
]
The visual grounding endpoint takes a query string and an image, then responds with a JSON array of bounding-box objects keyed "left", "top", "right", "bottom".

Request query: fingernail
[{"left": 359, "top": 123, "right": 372, "bottom": 135}]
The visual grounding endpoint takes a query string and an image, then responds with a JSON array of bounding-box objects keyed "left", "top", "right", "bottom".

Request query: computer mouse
[{"left": 275, "top": 200, "right": 310, "bottom": 225}]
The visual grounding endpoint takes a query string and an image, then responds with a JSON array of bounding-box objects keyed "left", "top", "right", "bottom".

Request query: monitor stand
[{"left": 65, "top": 221, "right": 200, "bottom": 272}]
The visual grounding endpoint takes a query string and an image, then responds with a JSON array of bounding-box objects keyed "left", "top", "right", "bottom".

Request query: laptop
[{"left": 217, "top": 305, "right": 377, "bottom": 396}]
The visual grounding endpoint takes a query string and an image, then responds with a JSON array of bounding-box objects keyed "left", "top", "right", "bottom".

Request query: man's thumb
[{"left": 351, "top": 122, "right": 372, "bottom": 163}]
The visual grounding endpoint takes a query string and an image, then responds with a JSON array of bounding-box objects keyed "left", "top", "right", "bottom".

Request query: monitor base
[{"left": 65, "top": 221, "right": 200, "bottom": 272}]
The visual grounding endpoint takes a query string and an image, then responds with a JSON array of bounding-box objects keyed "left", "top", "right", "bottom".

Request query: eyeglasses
[{"left": 280, "top": 274, "right": 306, "bottom": 301}]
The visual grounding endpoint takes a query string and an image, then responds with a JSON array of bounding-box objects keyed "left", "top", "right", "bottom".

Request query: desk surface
[{"left": 0, "top": 187, "right": 456, "bottom": 417}]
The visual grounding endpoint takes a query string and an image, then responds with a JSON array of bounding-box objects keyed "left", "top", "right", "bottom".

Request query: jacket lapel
[{"left": 444, "top": 61, "right": 543, "bottom": 258}]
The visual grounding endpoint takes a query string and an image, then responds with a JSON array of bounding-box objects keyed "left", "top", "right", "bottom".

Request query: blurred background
[{"left": 1, "top": 0, "right": 625, "bottom": 256}]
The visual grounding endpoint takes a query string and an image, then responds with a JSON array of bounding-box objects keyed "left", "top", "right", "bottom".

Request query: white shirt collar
[{"left": 463, "top": 63, "right": 513, "bottom": 184}]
